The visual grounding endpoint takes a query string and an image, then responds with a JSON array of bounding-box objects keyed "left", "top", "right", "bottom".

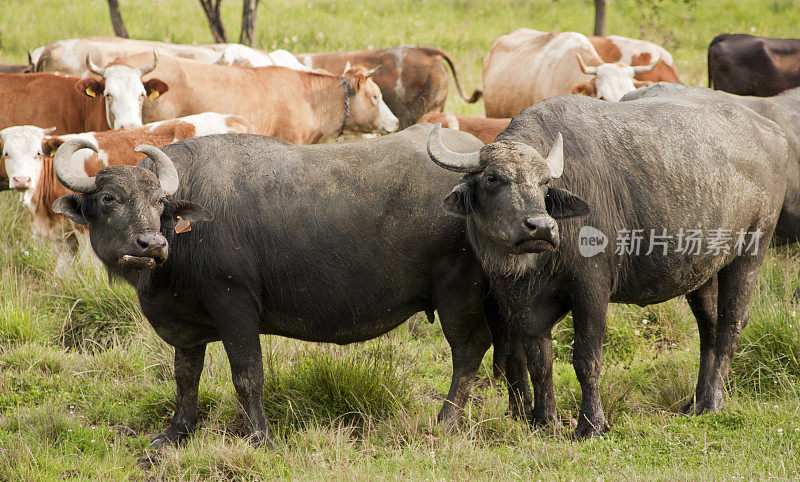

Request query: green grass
[{"left": 2, "top": 0, "right": 800, "bottom": 478}]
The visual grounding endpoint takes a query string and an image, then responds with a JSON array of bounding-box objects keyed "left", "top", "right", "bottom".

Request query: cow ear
[
  {"left": 53, "top": 194, "right": 88, "bottom": 225},
  {"left": 353, "top": 74, "right": 367, "bottom": 91},
  {"left": 443, "top": 182, "right": 473, "bottom": 217},
  {"left": 545, "top": 187, "right": 590, "bottom": 219},
  {"left": 633, "top": 80, "right": 653, "bottom": 88},
  {"left": 143, "top": 79, "right": 169, "bottom": 101},
  {"left": 571, "top": 80, "right": 596, "bottom": 97},
  {"left": 76, "top": 78, "right": 104, "bottom": 98},
  {"left": 43, "top": 138, "right": 64, "bottom": 157}
]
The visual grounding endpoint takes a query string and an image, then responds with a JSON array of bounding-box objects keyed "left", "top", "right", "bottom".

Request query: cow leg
[
  {"left": 694, "top": 251, "right": 765, "bottom": 414},
  {"left": 149, "top": 344, "right": 206, "bottom": 448},
  {"left": 571, "top": 296, "right": 610, "bottom": 439},
  {"left": 682, "top": 276, "right": 718, "bottom": 414}
]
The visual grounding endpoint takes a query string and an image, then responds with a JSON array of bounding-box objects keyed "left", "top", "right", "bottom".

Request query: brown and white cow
[
  {"left": 589, "top": 35, "right": 679, "bottom": 83},
  {"left": 36, "top": 37, "right": 224, "bottom": 77},
  {"left": 111, "top": 52, "right": 398, "bottom": 143},
  {"left": 1, "top": 113, "right": 251, "bottom": 272},
  {"left": 482, "top": 29, "right": 671, "bottom": 117},
  {"left": 298, "top": 46, "right": 481, "bottom": 128},
  {"left": 418, "top": 113, "right": 510, "bottom": 144}
]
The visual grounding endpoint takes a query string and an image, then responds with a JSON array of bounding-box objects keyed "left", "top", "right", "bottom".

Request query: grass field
[{"left": 2, "top": 0, "right": 800, "bottom": 479}]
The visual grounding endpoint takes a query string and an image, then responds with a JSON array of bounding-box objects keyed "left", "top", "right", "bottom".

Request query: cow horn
[
  {"left": 363, "top": 65, "right": 381, "bottom": 78},
  {"left": 632, "top": 56, "right": 660, "bottom": 74},
  {"left": 545, "top": 133, "right": 564, "bottom": 178},
  {"left": 134, "top": 145, "right": 179, "bottom": 195},
  {"left": 54, "top": 139, "right": 100, "bottom": 194},
  {"left": 427, "top": 123, "right": 481, "bottom": 173},
  {"left": 139, "top": 52, "right": 158, "bottom": 76},
  {"left": 576, "top": 54, "right": 597, "bottom": 76},
  {"left": 86, "top": 55, "right": 105, "bottom": 76}
]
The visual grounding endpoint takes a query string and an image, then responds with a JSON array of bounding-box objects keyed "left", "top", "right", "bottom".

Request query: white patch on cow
[
  {"left": 378, "top": 99, "right": 399, "bottom": 133},
  {"left": 0, "top": 126, "right": 51, "bottom": 206},
  {"left": 102, "top": 65, "right": 147, "bottom": 130},
  {"left": 268, "top": 49, "right": 312, "bottom": 71},
  {"left": 444, "top": 114, "right": 460, "bottom": 131},
  {"left": 59, "top": 133, "right": 102, "bottom": 169},
  {"left": 213, "top": 44, "right": 311, "bottom": 71},
  {"left": 301, "top": 56, "right": 314, "bottom": 69},
  {"left": 56, "top": 39, "right": 85, "bottom": 76},
  {"left": 393, "top": 48, "right": 406, "bottom": 99},
  {"left": 606, "top": 35, "right": 674, "bottom": 66},
  {"left": 593, "top": 63, "right": 638, "bottom": 102},
  {"left": 179, "top": 112, "right": 233, "bottom": 136},
  {"left": 540, "top": 32, "right": 595, "bottom": 63}
]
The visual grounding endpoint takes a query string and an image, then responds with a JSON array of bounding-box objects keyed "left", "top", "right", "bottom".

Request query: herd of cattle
[{"left": 2, "top": 29, "right": 800, "bottom": 447}]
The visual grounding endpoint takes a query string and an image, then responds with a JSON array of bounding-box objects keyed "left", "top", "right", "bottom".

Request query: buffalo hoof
[
  {"left": 680, "top": 399, "right": 696, "bottom": 415},
  {"left": 436, "top": 404, "right": 462, "bottom": 432},
  {"left": 530, "top": 409, "right": 557, "bottom": 428},
  {"left": 572, "top": 415, "right": 609, "bottom": 440},
  {"left": 148, "top": 427, "right": 191, "bottom": 449}
]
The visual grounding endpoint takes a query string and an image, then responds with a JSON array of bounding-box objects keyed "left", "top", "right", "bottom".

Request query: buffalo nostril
[{"left": 524, "top": 216, "right": 556, "bottom": 233}]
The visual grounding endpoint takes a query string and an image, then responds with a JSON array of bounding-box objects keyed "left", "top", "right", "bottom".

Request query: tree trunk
[
  {"left": 239, "top": 0, "right": 260, "bottom": 46},
  {"left": 594, "top": 0, "right": 607, "bottom": 36},
  {"left": 198, "top": 0, "right": 228, "bottom": 43},
  {"left": 107, "top": 0, "right": 129, "bottom": 38}
]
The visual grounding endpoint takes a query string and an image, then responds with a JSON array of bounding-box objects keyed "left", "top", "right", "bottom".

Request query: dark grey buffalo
[
  {"left": 426, "top": 92, "right": 789, "bottom": 438},
  {"left": 50, "top": 125, "right": 499, "bottom": 447},
  {"left": 619, "top": 81, "right": 688, "bottom": 101}
]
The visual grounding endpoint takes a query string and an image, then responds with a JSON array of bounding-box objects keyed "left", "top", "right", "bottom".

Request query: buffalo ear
[
  {"left": 162, "top": 199, "right": 212, "bottom": 231},
  {"left": 571, "top": 80, "right": 596, "bottom": 97},
  {"left": 43, "top": 138, "right": 65, "bottom": 157},
  {"left": 53, "top": 194, "right": 88, "bottom": 225},
  {"left": 143, "top": 78, "right": 169, "bottom": 101},
  {"left": 76, "top": 78, "right": 104, "bottom": 98},
  {"left": 545, "top": 187, "right": 590, "bottom": 219},
  {"left": 443, "top": 182, "right": 473, "bottom": 216}
]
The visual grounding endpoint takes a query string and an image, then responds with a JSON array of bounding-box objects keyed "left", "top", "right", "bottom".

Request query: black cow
[
  {"left": 49, "top": 125, "right": 503, "bottom": 447},
  {"left": 426, "top": 91, "right": 789, "bottom": 439},
  {"left": 708, "top": 33, "right": 800, "bottom": 96}
]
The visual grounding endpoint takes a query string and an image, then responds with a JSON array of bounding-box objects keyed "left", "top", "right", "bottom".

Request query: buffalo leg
[
  {"left": 485, "top": 295, "right": 533, "bottom": 420},
  {"left": 524, "top": 334, "right": 557, "bottom": 427},
  {"left": 683, "top": 276, "right": 718, "bottom": 414},
  {"left": 695, "top": 252, "right": 765, "bottom": 414},
  {"left": 149, "top": 344, "right": 207, "bottom": 448},
  {"left": 571, "top": 296, "right": 610, "bottom": 439},
  {"left": 436, "top": 297, "right": 492, "bottom": 426}
]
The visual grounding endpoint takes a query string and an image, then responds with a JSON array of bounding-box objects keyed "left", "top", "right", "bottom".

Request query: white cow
[{"left": 212, "top": 44, "right": 312, "bottom": 71}]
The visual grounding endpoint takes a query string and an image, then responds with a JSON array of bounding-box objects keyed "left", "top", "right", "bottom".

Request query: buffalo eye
[
  {"left": 484, "top": 174, "right": 499, "bottom": 185},
  {"left": 101, "top": 193, "right": 116, "bottom": 204}
]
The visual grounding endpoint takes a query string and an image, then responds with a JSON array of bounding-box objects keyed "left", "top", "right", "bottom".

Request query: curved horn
[
  {"left": 54, "top": 139, "right": 100, "bottom": 193},
  {"left": 86, "top": 55, "right": 105, "bottom": 76},
  {"left": 545, "top": 133, "right": 564, "bottom": 178},
  {"left": 139, "top": 52, "right": 158, "bottom": 76},
  {"left": 427, "top": 123, "right": 481, "bottom": 173},
  {"left": 576, "top": 54, "right": 597, "bottom": 76},
  {"left": 632, "top": 56, "right": 660, "bottom": 74},
  {"left": 134, "top": 145, "right": 179, "bottom": 195}
]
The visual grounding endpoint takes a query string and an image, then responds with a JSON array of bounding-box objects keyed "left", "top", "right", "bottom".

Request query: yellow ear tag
[
  {"left": 175, "top": 216, "right": 191, "bottom": 234},
  {"left": 85, "top": 88, "right": 96, "bottom": 98},
  {"left": 148, "top": 91, "right": 160, "bottom": 101}
]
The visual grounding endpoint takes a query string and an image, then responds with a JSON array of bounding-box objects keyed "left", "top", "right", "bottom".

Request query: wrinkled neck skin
[{"left": 466, "top": 218, "right": 537, "bottom": 280}]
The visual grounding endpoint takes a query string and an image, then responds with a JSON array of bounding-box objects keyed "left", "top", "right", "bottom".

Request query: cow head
[
  {"left": 75, "top": 53, "right": 169, "bottom": 130},
  {"left": 426, "top": 124, "right": 590, "bottom": 272},
  {"left": 572, "top": 54, "right": 656, "bottom": 102},
  {"left": 0, "top": 126, "right": 55, "bottom": 196},
  {"left": 52, "top": 141, "right": 209, "bottom": 278},
  {"left": 341, "top": 64, "right": 399, "bottom": 134}
]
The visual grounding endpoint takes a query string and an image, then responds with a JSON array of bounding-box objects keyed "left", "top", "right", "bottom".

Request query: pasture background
[{"left": 1, "top": 0, "right": 800, "bottom": 478}]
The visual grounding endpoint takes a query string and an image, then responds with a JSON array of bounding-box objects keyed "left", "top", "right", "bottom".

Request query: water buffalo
[
  {"left": 708, "top": 34, "right": 800, "bottom": 96},
  {"left": 50, "top": 125, "right": 500, "bottom": 447},
  {"left": 426, "top": 91, "right": 788, "bottom": 438}
]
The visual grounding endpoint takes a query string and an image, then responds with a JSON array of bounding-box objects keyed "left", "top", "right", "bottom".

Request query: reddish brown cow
[
  {"left": 0, "top": 73, "right": 109, "bottom": 135},
  {"left": 589, "top": 35, "right": 680, "bottom": 83},
  {"left": 298, "top": 46, "right": 481, "bottom": 128},
  {"left": 418, "top": 113, "right": 510, "bottom": 144}
]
